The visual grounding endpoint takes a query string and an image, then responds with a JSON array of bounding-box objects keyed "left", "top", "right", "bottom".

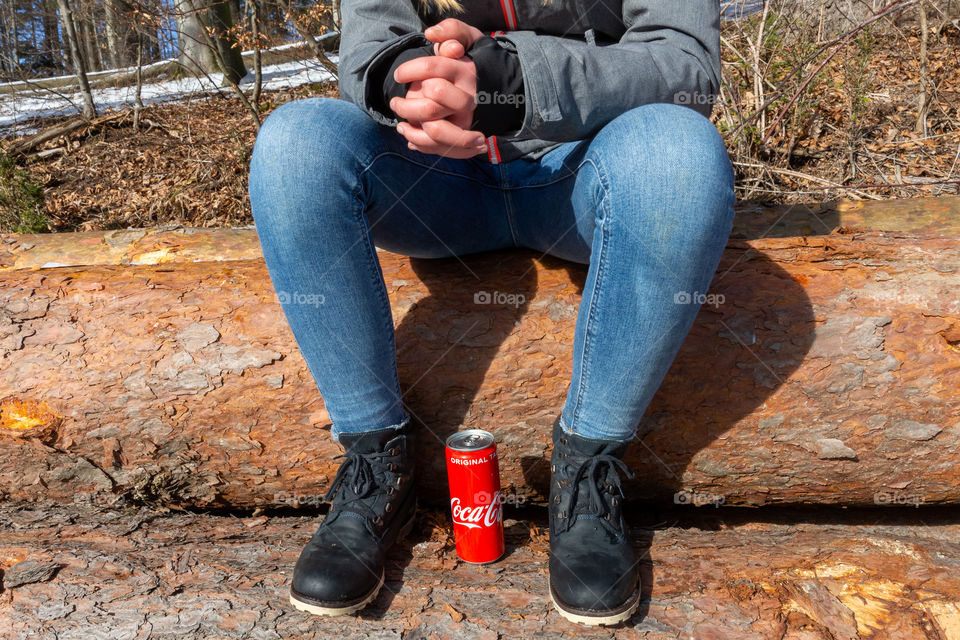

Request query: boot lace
[
  {"left": 561, "top": 454, "right": 635, "bottom": 535},
  {"left": 323, "top": 449, "right": 395, "bottom": 523}
]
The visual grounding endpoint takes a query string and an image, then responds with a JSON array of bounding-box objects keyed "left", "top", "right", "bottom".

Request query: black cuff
[
  {"left": 367, "top": 40, "right": 435, "bottom": 120},
  {"left": 467, "top": 36, "right": 525, "bottom": 137}
]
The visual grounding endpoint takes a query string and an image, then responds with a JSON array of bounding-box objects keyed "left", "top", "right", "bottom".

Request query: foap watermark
[
  {"left": 874, "top": 491, "right": 925, "bottom": 507},
  {"left": 674, "top": 290, "right": 725, "bottom": 308},
  {"left": 274, "top": 491, "right": 326, "bottom": 507},
  {"left": 674, "top": 91, "right": 719, "bottom": 106},
  {"left": 277, "top": 290, "right": 325, "bottom": 307},
  {"left": 476, "top": 90, "right": 525, "bottom": 106},
  {"left": 474, "top": 489, "right": 526, "bottom": 507},
  {"left": 474, "top": 290, "right": 526, "bottom": 308},
  {"left": 70, "top": 291, "right": 120, "bottom": 308},
  {"left": 674, "top": 490, "right": 726, "bottom": 507}
]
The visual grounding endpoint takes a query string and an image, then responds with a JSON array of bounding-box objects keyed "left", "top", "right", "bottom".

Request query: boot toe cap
[
  {"left": 291, "top": 538, "right": 382, "bottom": 605},
  {"left": 549, "top": 531, "right": 639, "bottom": 612}
]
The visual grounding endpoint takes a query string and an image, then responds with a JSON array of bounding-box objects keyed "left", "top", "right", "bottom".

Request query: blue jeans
[{"left": 248, "top": 97, "right": 735, "bottom": 442}]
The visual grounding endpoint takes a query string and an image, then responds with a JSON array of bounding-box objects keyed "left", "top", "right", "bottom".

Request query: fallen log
[
  {"left": 4, "top": 110, "right": 126, "bottom": 158},
  {"left": 3, "top": 196, "right": 960, "bottom": 272},
  {"left": 1, "top": 504, "right": 958, "bottom": 638},
  {"left": 1, "top": 220, "right": 958, "bottom": 509}
]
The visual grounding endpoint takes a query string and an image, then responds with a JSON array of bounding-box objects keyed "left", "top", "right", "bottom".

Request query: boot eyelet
[
  {"left": 389, "top": 463, "right": 397, "bottom": 471},
  {"left": 551, "top": 464, "right": 556, "bottom": 473},
  {"left": 387, "top": 486, "right": 396, "bottom": 496},
  {"left": 391, "top": 447, "right": 399, "bottom": 456},
  {"left": 604, "top": 513, "right": 611, "bottom": 521},
  {"left": 375, "top": 516, "right": 383, "bottom": 525},
  {"left": 553, "top": 495, "right": 560, "bottom": 504},
  {"left": 560, "top": 437, "right": 567, "bottom": 445},
  {"left": 385, "top": 503, "right": 393, "bottom": 512}
]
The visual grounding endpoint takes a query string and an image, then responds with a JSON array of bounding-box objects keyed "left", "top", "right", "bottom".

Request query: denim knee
[
  {"left": 587, "top": 102, "right": 735, "bottom": 238},
  {"left": 251, "top": 98, "right": 382, "bottom": 184},
  {"left": 249, "top": 97, "right": 383, "bottom": 229}
]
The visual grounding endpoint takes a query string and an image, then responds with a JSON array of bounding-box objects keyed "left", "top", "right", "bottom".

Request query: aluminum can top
[{"left": 446, "top": 429, "right": 495, "bottom": 452}]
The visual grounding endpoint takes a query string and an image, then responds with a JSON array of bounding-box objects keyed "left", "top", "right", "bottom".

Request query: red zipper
[
  {"left": 497, "top": 0, "right": 518, "bottom": 30},
  {"left": 486, "top": 6, "right": 515, "bottom": 165},
  {"left": 486, "top": 136, "right": 501, "bottom": 164}
]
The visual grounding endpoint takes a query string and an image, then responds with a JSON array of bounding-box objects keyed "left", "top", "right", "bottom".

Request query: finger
[
  {"left": 410, "top": 140, "right": 487, "bottom": 159},
  {"left": 417, "top": 77, "right": 475, "bottom": 112},
  {"left": 421, "top": 117, "right": 486, "bottom": 149},
  {"left": 390, "top": 95, "right": 456, "bottom": 122},
  {"left": 394, "top": 55, "right": 462, "bottom": 84},
  {"left": 403, "top": 125, "right": 486, "bottom": 158},
  {"left": 397, "top": 120, "right": 485, "bottom": 151},
  {"left": 424, "top": 19, "right": 472, "bottom": 46},
  {"left": 436, "top": 39, "right": 465, "bottom": 59}
]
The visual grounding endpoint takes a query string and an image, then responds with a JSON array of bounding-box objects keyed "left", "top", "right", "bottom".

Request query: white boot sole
[
  {"left": 550, "top": 585, "right": 640, "bottom": 626},
  {"left": 289, "top": 570, "right": 384, "bottom": 617}
]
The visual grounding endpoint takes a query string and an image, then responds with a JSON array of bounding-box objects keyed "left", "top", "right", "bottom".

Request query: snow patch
[{"left": 0, "top": 52, "right": 338, "bottom": 136}]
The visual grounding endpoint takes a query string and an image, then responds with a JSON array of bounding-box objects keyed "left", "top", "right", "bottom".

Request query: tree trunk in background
[
  {"left": 56, "top": 0, "right": 97, "bottom": 118},
  {"left": 175, "top": 0, "right": 217, "bottom": 74},
  {"left": 229, "top": 0, "right": 242, "bottom": 26},
  {"left": 0, "top": 5, "right": 8, "bottom": 75},
  {"left": 42, "top": 1, "right": 63, "bottom": 72},
  {"left": 80, "top": 16, "right": 99, "bottom": 72},
  {"left": 176, "top": 0, "right": 246, "bottom": 82},
  {"left": 104, "top": 0, "right": 123, "bottom": 68},
  {"left": 2, "top": 1, "right": 21, "bottom": 75},
  {"left": 208, "top": 0, "right": 247, "bottom": 84},
  {"left": 250, "top": 0, "right": 262, "bottom": 106}
]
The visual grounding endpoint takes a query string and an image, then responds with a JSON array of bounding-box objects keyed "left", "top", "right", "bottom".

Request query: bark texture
[
  {"left": 1, "top": 504, "right": 958, "bottom": 639},
  {"left": 1, "top": 222, "right": 958, "bottom": 509}
]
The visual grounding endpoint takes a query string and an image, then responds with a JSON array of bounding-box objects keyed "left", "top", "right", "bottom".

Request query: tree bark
[
  {"left": 1, "top": 225, "right": 959, "bottom": 509},
  {"left": 104, "top": 0, "right": 124, "bottom": 69},
  {"left": 79, "top": 14, "right": 99, "bottom": 72},
  {"left": 42, "top": 1, "right": 63, "bottom": 72},
  {"left": 175, "top": 0, "right": 246, "bottom": 83},
  {"left": 1, "top": 503, "right": 958, "bottom": 638},
  {"left": 250, "top": 0, "right": 262, "bottom": 108},
  {"left": 174, "top": 0, "right": 216, "bottom": 74},
  {"left": 55, "top": 0, "right": 97, "bottom": 119},
  {"left": 207, "top": 0, "right": 247, "bottom": 85}
]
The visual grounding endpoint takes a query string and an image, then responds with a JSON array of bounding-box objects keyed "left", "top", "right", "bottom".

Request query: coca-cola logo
[{"left": 450, "top": 492, "right": 502, "bottom": 529}]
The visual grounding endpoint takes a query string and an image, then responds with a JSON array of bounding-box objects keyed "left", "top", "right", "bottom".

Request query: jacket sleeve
[
  {"left": 468, "top": 36, "right": 526, "bottom": 137},
  {"left": 494, "top": 0, "right": 722, "bottom": 142},
  {"left": 338, "top": 0, "right": 432, "bottom": 125}
]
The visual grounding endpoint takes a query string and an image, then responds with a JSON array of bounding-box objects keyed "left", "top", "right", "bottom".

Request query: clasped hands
[{"left": 390, "top": 19, "right": 489, "bottom": 159}]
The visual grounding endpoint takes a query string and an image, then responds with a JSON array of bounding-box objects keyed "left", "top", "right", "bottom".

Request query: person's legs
[
  {"left": 249, "top": 96, "right": 515, "bottom": 441},
  {"left": 508, "top": 102, "right": 736, "bottom": 441},
  {"left": 249, "top": 96, "right": 517, "bottom": 616},
  {"left": 504, "top": 102, "right": 735, "bottom": 624}
]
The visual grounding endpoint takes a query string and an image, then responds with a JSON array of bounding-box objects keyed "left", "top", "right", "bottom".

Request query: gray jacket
[{"left": 338, "top": 0, "right": 722, "bottom": 163}]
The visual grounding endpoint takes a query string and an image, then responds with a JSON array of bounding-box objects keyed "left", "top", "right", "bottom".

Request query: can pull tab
[{"left": 462, "top": 434, "right": 485, "bottom": 448}]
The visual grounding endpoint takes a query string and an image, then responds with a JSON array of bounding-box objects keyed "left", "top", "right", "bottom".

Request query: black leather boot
[
  {"left": 289, "top": 422, "right": 416, "bottom": 616},
  {"left": 548, "top": 418, "right": 640, "bottom": 626}
]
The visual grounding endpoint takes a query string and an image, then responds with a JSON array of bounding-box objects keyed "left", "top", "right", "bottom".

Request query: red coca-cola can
[{"left": 445, "top": 429, "right": 505, "bottom": 564}]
